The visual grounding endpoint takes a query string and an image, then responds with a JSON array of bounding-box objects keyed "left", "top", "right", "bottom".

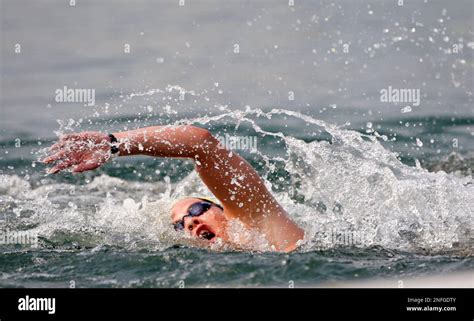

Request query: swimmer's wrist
[
  {"left": 110, "top": 132, "right": 134, "bottom": 156},
  {"left": 108, "top": 134, "right": 120, "bottom": 155}
]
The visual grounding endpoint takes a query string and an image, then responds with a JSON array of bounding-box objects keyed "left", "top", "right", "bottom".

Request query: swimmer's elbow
[
  {"left": 191, "top": 126, "right": 214, "bottom": 142},
  {"left": 181, "top": 125, "right": 218, "bottom": 156},
  {"left": 177, "top": 125, "right": 212, "bottom": 141},
  {"left": 185, "top": 126, "right": 217, "bottom": 148}
]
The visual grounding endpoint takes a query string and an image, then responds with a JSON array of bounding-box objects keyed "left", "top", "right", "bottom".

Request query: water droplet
[
  {"left": 401, "top": 106, "right": 412, "bottom": 113},
  {"left": 416, "top": 138, "right": 423, "bottom": 147}
]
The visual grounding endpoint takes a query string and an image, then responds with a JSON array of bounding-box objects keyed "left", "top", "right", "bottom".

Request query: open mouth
[
  {"left": 200, "top": 231, "right": 216, "bottom": 240},
  {"left": 196, "top": 225, "right": 216, "bottom": 241}
]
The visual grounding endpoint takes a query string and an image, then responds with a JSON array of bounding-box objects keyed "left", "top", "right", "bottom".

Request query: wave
[{"left": 1, "top": 108, "right": 473, "bottom": 255}]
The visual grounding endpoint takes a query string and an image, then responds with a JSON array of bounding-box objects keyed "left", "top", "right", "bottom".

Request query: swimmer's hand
[{"left": 41, "top": 132, "right": 113, "bottom": 174}]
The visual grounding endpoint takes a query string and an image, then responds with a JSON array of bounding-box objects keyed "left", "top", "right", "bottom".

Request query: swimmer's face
[{"left": 171, "top": 198, "right": 228, "bottom": 242}]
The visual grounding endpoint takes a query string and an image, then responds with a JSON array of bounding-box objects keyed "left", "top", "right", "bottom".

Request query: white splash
[{"left": 2, "top": 108, "right": 473, "bottom": 255}]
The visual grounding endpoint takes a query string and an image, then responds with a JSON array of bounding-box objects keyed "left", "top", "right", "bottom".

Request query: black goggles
[{"left": 173, "top": 200, "right": 223, "bottom": 231}]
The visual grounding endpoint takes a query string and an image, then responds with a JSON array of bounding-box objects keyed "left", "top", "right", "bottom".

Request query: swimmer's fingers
[
  {"left": 49, "top": 141, "right": 65, "bottom": 152},
  {"left": 60, "top": 133, "right": 84, "bottom": 142},
  {"left": 48, "top": 158, "right": 76, "bottom": 174},
  {"left": 42, "top": 150, "right": 67, "bottom": 164},
  {"left": 44, "top": 132, "right": 110, "bottom": 173},
  {"left": 49, "top": 134, "right": 85, "bottom": 151},
  {"left": 73, "top": 150, "right": 112, "bottom": 173},
  {"left": 72, "top": 158, "right": 102, "bottom": 173},
  {"left": 43, "top": 142, "right": 78, "bottom": 163}
]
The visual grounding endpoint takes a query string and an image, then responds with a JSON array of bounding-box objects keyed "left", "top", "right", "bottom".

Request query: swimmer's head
[{"left": 171, "top": 197, "right": 228, "bottom": 242}]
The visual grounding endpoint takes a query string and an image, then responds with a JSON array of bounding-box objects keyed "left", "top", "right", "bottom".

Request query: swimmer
[{"left": 42, "top": 125, "right": 304, "bottom": 252}]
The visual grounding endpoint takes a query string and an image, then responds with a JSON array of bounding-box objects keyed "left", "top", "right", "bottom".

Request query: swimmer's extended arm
[
  {"left": 43, "top": 125, "right": 304, "bottom": 252},
  {"left": 114, "top": 125, "right": 304, "bottom": 251}
]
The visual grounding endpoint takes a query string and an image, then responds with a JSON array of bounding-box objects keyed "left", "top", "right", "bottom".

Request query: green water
[
  {"left": 1, "top": 111, "right": 473, "bottom": 287},
  {"left": 1, "top": 246, "right": 472, "bottom": 288}
]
